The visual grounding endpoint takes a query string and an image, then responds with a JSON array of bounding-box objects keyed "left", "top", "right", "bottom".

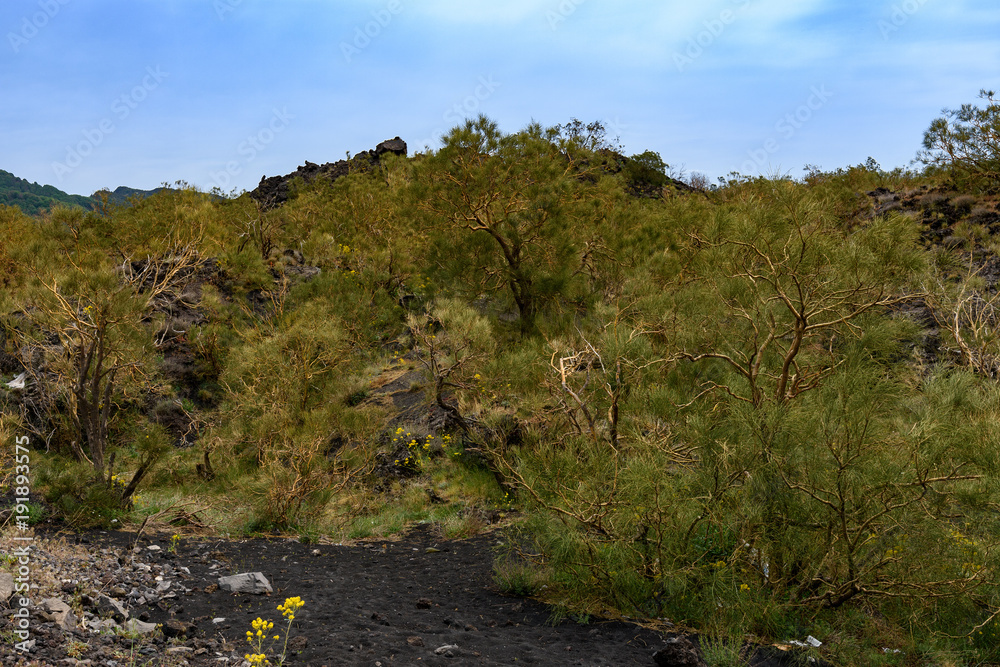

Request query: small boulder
[
  {"left": 124, "top": 618, "right": 159, "bottom": 635},
  {"left": 434, "top": 644, "right": 460, "bottom": 657},
  {"left": 88, "top": 618, "right": 119, "bottom": 634},
  {"left": 375, "top": 136, "right": 407, "bottom": 158},
  {"left": 96, "top": 595, "right": 129, "bottom": 622},
  {"left": 36, "top": 597, "right": 77, "bottom": 631},
  {"left": 217, "top": 572, "right": 272, "bottom": 594}
]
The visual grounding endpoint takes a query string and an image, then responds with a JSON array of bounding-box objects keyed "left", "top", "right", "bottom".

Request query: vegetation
[
  {"left": 0, "top": 169, "right": 95, "bottom": 215},
  {"left": 3, "top": 97, "right": 1000, "bottom": 664},
  {"left": 0, "top": 170, "right": 170, "bottom": 217},
  {"left": 919, "top": 89, "right": 1000, "bottom": 193}
]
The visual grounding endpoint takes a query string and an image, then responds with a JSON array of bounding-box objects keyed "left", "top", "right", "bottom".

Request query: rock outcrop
[{"left": 250, "top": 136, "right": 407, "bottom": 209}]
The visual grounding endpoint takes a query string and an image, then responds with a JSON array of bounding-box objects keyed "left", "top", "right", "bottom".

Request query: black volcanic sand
[{"left": 80, "top": 524, "right": 674, "bottom": 666}]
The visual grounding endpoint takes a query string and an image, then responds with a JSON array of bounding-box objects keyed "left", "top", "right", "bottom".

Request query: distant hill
[
  {"left": 0, "top": 169, "right": 95, "bottom": 215},
  {"left": 93, "top": 185, "right": 171, "bottom": 207},
  {"left": 0, "top": 169, "right": 172, "bottom": 216}
]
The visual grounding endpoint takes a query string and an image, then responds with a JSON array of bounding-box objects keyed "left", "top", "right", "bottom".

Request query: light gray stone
[
  {"left": 0, "top": 572, "right": 15, "bottom": 601},
  {"left": 124, "top": 618, "right": 159, "bottom": 635},
  {"left": 217, "top": 572, "right": 272, "bottom": 594}
]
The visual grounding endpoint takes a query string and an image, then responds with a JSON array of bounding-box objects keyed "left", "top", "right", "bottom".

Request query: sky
[{"left": 1, "top": 0, "right": 998, "bottom": 196}]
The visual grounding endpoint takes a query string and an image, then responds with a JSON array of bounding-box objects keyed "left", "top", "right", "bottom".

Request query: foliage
[
  {"left": 413, "top": 115, "right": 601, "bottom": 334},
  {"left": 7, "top": 114, "right": 1000, "bottom": 663},
  {"left": 0, "top": 169, "right": 94, "bottom": 216},
  {"left": 21, "top": 243, "right": 199, "bottom": 474},
  {"left": 497, "top": 178, "right": 1000, "bottom": 662},
  {"left": 919, "top": 89, "right": 1000, "bottom": 192},
  {"left": 407, "top": 297, "right": 495, "bottom": 429}
]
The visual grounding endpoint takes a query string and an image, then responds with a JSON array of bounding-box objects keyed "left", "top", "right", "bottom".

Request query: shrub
[
  {"left": 413, "top": 115, "right": 603, "bottom": 334},
  {"left": 918, "top": 89, "right": 1000, "bottom": 192}
]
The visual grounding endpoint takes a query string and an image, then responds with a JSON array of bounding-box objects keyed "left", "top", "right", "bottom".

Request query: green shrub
[{"left": 919, "top": 89, "right": 1000, "bottom": 192}]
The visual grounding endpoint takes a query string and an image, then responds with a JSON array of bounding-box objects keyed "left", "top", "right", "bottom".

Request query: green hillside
[
  {"left": 2, "top": 96, "right": 1000, "bottom": 664},
  {"left": 0, "top": 170, "right": 173, "bottom": 216},
  {"left": 0, "top": 169, "right": 94, "bottom": 215}
]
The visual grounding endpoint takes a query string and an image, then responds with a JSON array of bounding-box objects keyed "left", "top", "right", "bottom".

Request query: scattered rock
[
  {"left": 407, "top": 636, "right": 424, "bottom": 647},
  {"left": 416, "top": 597, "right": 432, "bottom": 609},
  {"left": 250, "top": 137, "right": 407, "bottom": 209},
  {"left": 217, "top": 572, "right": 272, "bottom": 594}
]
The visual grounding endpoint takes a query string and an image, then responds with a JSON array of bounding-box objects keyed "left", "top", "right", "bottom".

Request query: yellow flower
[{"left": 278, "top": 596, "right": 305, "bottom": 620}]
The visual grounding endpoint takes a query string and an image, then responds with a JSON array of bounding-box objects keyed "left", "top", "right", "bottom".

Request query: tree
[
  {"left": 667, "top": 180, "right": 922, "bottom": 408},
  {"left": 918, "top": 89, "right": 1000, "bottom": 191},
  {"left": 413, "top": 116, "right": 597, "bottom": 334},
  {"left": 26, "top": 246, "right": 200, "bottom": 477},
  {"left": 407, "top": 298, "right": 495, "bottom": 431}
]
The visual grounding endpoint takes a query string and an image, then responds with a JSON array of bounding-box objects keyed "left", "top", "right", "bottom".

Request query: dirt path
[{"left": 86, "top": 524, "right": 669, "bottom": 666}]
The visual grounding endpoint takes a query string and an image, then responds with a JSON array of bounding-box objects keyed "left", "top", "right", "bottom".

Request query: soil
[
  {"left": 61, "top": 524, "right": 672, "bottom": 666},
  {"left": 1, "top": 520, "right": 830, "bottom": 667}
]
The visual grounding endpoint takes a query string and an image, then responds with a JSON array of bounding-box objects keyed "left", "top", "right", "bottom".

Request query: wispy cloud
[{"left": 2, "top": 0, "right": 998, "bottom": 194}]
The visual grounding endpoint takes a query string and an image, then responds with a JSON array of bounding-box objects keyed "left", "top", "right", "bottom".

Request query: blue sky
[{"left": 2, "top": 0, "right": 998, "bottom": 196}]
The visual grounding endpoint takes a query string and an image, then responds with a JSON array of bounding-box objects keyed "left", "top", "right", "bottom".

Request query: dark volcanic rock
[
  {"left": 250, "top": 136, "right": 407, "bottom": 208},
  {"left": 653, "top": 635, "right": 708, "bottom": 667}
]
